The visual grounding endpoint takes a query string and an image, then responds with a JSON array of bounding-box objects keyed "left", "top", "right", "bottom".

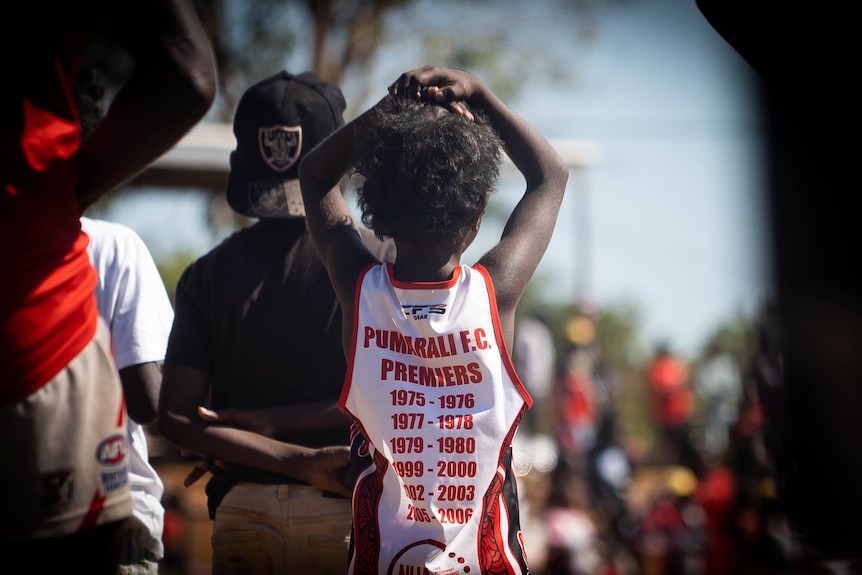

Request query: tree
[
  {"left": 89, "top": 0, "right": 636, "bottom": 230},
  {"left": 194, "top": 0, "right": 636, "bottom": 119},
  {"left": 695, "top": 305, "right": 762, "bottom": 374}
]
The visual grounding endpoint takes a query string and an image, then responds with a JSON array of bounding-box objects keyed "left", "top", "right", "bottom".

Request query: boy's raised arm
[
  {"left": 299, "top": 105, "right": 382, "bottom": 317},
  {"left": 391, "top": 66, "right": 569, "bottom": 317}
]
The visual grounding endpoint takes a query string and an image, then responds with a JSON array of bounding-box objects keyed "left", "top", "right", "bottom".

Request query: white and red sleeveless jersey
[{"left": 341, "top": 262, "right": 532, "bottom": 575}]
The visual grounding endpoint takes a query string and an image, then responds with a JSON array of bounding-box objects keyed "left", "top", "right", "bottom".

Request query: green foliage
[
  {"left": 194, "top": 0, "right": 637, "bottom": 118},
  {"left": 196, "top": 0, "right": 299, "bottom": 120},
  {"left": 614, "top": 358, "right": 659, "bottom": 459},
  {"left": 595, "top": 300, "right": 649, "bottom": 369},
  {"left": 515, "top": 288, "right": 657, "bottom": 453},
  {"left": 591, "top": 300, "right": 657, "bottom": 453},
  {"left": 82, "top": 196, "right": 116, "bottom": 221},
  {"left": 694, "top": 304, "right": 764, "bottom": 377},
  {"left": 156, "top": 252, "right": 199, "bottom": 307}
]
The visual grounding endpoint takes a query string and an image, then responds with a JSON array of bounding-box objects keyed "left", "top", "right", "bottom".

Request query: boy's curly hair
[{"left": 353, "top": 97, "right": 503, "bottom": 245}]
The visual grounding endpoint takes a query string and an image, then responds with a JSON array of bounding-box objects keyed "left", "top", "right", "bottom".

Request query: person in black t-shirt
[{"left": 157, "top": 70, "right": 394, "bottom": 575}]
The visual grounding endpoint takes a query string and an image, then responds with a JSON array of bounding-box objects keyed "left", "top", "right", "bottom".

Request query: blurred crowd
[{"left": 511, "top": 302, "right": 804, "bottom": 575}]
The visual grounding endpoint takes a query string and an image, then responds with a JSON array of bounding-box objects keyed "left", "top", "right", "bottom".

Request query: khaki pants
[{"left": 212, "top": 482, "right": 352, "bottom": 575}]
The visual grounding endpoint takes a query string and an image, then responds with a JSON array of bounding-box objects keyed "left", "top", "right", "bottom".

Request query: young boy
[{"left": 299, "top": 65, "right": 569, "bottom": 575}]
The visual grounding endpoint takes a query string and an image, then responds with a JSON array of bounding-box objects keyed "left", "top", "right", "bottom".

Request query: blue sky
[
  {"left": 510, "top": 0, "right": 771, "bottom": 357},
  {"left": 104, "top": 0, "right": 770, "bottom": 359},
  {"left": 436, "top": 0, "right": 771, "bottom": 357}
]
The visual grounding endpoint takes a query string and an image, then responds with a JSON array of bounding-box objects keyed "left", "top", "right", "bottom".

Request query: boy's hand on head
[{"left": 388, "top": 66, "right": 478, "bottom": 121}]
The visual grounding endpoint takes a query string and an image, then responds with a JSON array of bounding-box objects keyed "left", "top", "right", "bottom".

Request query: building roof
[{"left": 128, "top": 123, "right": 600, "bottom": 191}]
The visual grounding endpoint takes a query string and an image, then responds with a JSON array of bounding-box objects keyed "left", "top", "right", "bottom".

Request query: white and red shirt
[
  {"left": 342, "top": 262, "right": 532, "bottom": 575},
  {"left": 82, "top": 216, "right": 173, "bottom": 559}
]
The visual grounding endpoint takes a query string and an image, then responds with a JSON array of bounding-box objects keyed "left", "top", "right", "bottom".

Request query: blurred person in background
[
  {"left": 513, "top": 310, "right": 557, "bottom": 437},
  {"left": 0, "top": 1, "right": 215, "bottom": 571},
  {"left": 553, "top": 340, "right": 599, "bottom": 476},
  {"left": 552, "top": 313, "right": 609, "bottom": 477},
  {"left": 696, "top": 1, "right": 862, "bottom": 570},
  {"left": 629, "top": 466, "right": 708, "bottom": 575},
  {"left": 542, "top": 475, "right": 603, "bottom": 575},
  {"left": 729, "top": 301, "right": 796, "bottom": 573},
  {"left": 694, "top": 338, "right": 742, "bottom": 466},
  {"left": 646, "top": 343, "right": 706, "bottom": 479}
]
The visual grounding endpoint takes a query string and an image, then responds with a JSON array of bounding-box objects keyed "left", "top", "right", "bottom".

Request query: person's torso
[
  {"left": 166, "top": 220, "right": 390, "bottom": 447},
  {"left": 82, "top": 216, "right": 169, "bottom": 555},
  {"left": 343, "top": 262, "right": 531, "bottom": 574}
]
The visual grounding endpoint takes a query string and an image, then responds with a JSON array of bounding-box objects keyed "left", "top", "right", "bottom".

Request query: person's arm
[
  {"left": 195, "top": 401, "right": 350, "bottom": 439},
  {"left": 120, "top": 362, "right": 162, "bottom": 426},
  {"left": 178, "top": 400, "right": 352, "bottom": 489},
  {"left": 157, "top": 365, "right": 351, "bottom": 496},
  {"left": 388, "top": 66, "right": 569, "bottom": 343},
  {"left": 299, "top": 104, "right": 384, "bottom": 352},
  {"left": 76, "top": 0, "right": 216, "bottom": 210},
  {"left": 158, "top": 261, "right": 352, "bottom": 494},
  {"left": 87, "top": 218, "right": 175, "bottom": 427}
]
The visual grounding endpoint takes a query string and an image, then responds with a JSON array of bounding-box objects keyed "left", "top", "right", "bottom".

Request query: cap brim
[{"left": 226, "top": 173, "right": 305, "bottom": 219}]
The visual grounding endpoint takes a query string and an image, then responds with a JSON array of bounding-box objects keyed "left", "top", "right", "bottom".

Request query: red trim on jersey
[
  {"left": 386, "top": 261, "right": 462, "bottom": 289},
  {"left": 340, "top": 262, "right": 379, "bottom": 413},
  {"left": 116, "top": 394, "right": 126, "bottom": 428},
  {"left": 474, "top": 264, "right": 533, "bottom": 410},
  {"left": 78, "top": 490, "right": 106, "bottom": 531}
]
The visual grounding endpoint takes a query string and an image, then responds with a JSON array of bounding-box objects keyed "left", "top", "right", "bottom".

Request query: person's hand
[
  {"left": 387, "top": 65, "right": 480, "bottom": 120},
  {"left": 179, "top": 449, "right": 231, "bottom": 488},
  {"left": 300, "top": 446, "right": 353, "bottom": 498},
  {"left": 197, "top": 405, "right": 278, "bottom": 438}
]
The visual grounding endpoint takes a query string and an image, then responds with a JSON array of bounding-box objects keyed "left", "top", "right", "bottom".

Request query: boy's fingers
[{"left": 183, "top": 466, "right": 207, "bottom": 488}]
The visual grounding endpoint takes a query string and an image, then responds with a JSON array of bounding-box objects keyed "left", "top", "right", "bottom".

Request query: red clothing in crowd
[{"left": 648, "top": 354, "right": 694, "bottom": 427}]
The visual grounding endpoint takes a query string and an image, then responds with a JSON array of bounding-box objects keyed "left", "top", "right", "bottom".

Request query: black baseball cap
[{"left": 226, "top": 70, "right": 346, "bottom": 218}]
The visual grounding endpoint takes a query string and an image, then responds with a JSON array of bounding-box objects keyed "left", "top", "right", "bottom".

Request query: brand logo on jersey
[
  {"left": 387, "top": 540, "right": 473, "bottom": 574},
  {"left": 259, "top": 125, "right": 302, "bottom": 172},
  {"left": 96, "top": 434, "right": 127, "bottom": 466},
  {"left": 401, "top": 304, "right": 447, "bottom": 320},
  {"left": 40, "top": 470, "right": 74, "bottom": 508}
]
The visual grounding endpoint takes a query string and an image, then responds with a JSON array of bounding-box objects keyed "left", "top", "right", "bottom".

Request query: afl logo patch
[
  {"left": 96, "top": 434, "right": 127, "bottom": 466},
  {"left": 259, "top": 125, "right": 302, "bottom": 172}
]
